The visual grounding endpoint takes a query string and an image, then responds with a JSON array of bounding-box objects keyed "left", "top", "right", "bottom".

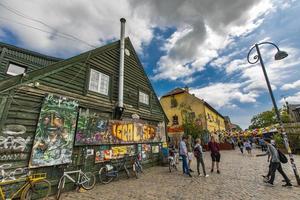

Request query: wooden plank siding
[
  {"left": 0, "top": 43, "right": 61, "bottom": 80},
  {"left": 0, "top": 38, "right": 166, "bottom": 195}
]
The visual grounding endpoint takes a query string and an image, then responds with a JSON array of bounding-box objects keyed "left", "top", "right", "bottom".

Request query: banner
[{"left": 29, "top": 94, "right": 78, "bottom": 168}]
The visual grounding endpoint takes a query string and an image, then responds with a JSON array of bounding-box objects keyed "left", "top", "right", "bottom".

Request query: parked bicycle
[
  {"left": 99, "top": 154, "right": 130, "bottom": 184},
  {"left": 56, "top": 169, "right": 96, "bottom": 200},
  {"left": 132, "top": 153, "right": 143, "bottom": 178},
  {"left": 0, "top": 169, "right": 50, "bottom": 200},
  {"left": 168, "top": 148, "right": 178, "bottom": 172}
]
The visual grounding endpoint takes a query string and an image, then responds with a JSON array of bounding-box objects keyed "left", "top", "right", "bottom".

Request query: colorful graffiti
[
  {"left": 75, "top": 108, "right": 110, "bottom": 145},
  {"left": 95, "top": 145, "right": 111, "bottom": 163},
  {"left": 109, "top": 120, "right": 164, "bottom": 144},
  {"left": 142, "top": 144, "right": 151, "bottom": 159},
  {"left": 29, "top": 94, "right": 78, "bottom": 168},
  {"left": 0, "top": 125, "right": 31, "bottom": 153},
  {"left": 0, "top": 164, "right": 28, "bottom": 182}
]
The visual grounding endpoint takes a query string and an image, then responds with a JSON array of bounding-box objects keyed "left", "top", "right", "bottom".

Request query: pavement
[{"left": 52, "top": 148, "right": 300, "bottom": 200}]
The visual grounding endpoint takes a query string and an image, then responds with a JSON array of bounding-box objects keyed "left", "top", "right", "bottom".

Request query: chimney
[
  {"left": 184, "top": 86, "right": 189, "bottom": 93},
  {"left": 115, "top": 18, "right": 126, "bottom": 119}
]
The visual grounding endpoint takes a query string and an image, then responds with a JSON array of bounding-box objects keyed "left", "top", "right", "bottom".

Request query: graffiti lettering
[
  {"left": 111, "top": 123, "right": 156, "bottom": 142},
  {"left": 0, "top": 164, "right": 28, "bottom": 182},
  {"left": 0, "top": 153, "right": 28, "bottom": 161},
  {"left": 0, "top": 125, "right": 31, "bottom": 152}
]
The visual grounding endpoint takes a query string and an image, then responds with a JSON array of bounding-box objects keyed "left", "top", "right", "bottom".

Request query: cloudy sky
[{"left": 1, "top": 0, "right": 299, "bottom": 129}]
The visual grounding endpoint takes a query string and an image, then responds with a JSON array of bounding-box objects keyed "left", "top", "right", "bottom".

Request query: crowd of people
[{"left": 169, "top": 134, "right": 293, "bottom": 187}]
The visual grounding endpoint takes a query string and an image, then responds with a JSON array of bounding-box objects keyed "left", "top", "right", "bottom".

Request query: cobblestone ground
[{"left": 53, "top": 149, "right": 300, "bottom": 200}]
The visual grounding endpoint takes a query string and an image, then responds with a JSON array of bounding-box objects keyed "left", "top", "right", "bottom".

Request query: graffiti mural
[
  {"left": 111, "top": 145, "right": 136, "bottom": 159},
  {"left": 142, "top": 144, "right": 151, "bottom": 159},
  {"left": 0, "top": 125, "right": 31, "bottom": 153},
  {"left": 0, "top": 164, "right": 28, "bottom": 182},
  {"left": 109, "top": 120, "right": 165, "bottom": 144},
  {"left": 75, "top": 108, "right": 110, "bottom": 145},
  {"left": 29, "top": 94, "right": 78, "bottom": 168}
]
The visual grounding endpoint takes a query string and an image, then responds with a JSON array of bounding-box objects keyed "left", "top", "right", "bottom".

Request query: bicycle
[
  {"left": 98, "top": 154, "right": 130, "bottom": 184},
  {"left": 0, "top": 172, "right": 51, "bottom": 200},
  {"left": 168, "top": 149, "right": 178, "bottom": 172},
  {"left": 132, "top": 153, "right": 143, "bottom": 178},
  {"left": 56, "top": 169, "right": 96, "bottom": 200}
]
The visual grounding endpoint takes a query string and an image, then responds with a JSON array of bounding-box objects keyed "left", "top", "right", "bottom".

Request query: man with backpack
[
  {"left": 257, "top": 138, "right": 292, "bottom": 187},
  {"left": 194, "top": 138, "right": 209, "bottom": 177}
]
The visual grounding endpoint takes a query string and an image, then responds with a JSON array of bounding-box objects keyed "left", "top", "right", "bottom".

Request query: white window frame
[
  {"left": 6, "top": 63, "right": 26, "bottom": 76},
  {"left": 88, "top": 69, "right": 110, "bottom": 96},
  {"left": 139, "top": 91, "right": 149, "bottom": 105}
]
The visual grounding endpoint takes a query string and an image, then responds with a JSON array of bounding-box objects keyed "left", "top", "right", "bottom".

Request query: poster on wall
[
  {"left": 111, "top": 145, "right": 136, "bottom": 159},
  {"left": 29, "top": 94, "right": 78, "bottom": 168},
  {"left": 95, "top": 145, "right": 111, "bottom": 163},
  {"left": 151, "top": 145, "right": 160, "bottom": 154},
  {"left": 75, "top": 108, "right": 110, "bottom": 145},
  {"left": 142, "top": 144, "right": 151, "bottom": 159}
]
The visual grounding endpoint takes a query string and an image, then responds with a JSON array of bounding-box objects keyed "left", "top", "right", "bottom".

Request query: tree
[
  {"left": 248, "top": 108, "right": 290, "bottom": 129},
  {"left": 179, "top": 103, "right": 205, "bottom": 140}
]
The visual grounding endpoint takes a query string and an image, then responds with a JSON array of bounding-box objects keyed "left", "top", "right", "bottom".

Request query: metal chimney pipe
[{"left": 118, "top": 18, "right": 126, "bottom": 108}]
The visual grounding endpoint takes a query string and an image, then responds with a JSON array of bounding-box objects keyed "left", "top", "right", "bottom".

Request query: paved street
[{"left": 54, "top": 149, "right": 300, "bottom": 200}]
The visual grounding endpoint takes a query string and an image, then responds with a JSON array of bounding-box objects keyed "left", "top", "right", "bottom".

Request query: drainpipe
[{"left": 115, "top": 18, "right": 126, "bottom": 119}]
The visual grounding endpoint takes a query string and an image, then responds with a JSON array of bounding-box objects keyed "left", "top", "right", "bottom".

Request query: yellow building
[{"left": 160, "top": 87, "right": 225, "bottom": 143}]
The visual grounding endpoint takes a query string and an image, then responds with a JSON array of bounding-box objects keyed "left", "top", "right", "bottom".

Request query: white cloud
[
  {"left": 281, "top": 80, "right": 300, "bottom": 91},
  {"left": 280, "top": 92, "right": 300, "bottom": 104},
  {"left": 0, "top": 0, "right": 153, "bottom": 57},
  {"left": 190, "top": 83, "right": 259, "bottom": 109}
]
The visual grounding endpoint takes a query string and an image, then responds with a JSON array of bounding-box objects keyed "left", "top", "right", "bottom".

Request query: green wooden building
[{"left": 0, "top": 36, "right": 167, "bottom": 195}]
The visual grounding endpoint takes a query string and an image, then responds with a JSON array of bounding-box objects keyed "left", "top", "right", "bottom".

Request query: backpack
[
  {"left": 277, "top": 149, "right": 288, "bottom": 164},
  {"left": 193, "top": 146, "right": 201, "bottom": 158}
]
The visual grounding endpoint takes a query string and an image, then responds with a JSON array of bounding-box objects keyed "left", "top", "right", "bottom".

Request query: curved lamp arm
[{"left": 247, "top": 42, "right": 281, "bottom": 64}]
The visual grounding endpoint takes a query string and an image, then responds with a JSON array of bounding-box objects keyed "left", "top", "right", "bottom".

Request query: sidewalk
[{"left": 51, "top": 149, "right": 300, "bottom": 200}]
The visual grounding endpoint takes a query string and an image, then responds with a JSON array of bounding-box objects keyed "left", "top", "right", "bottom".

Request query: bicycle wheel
[
  {"left": 21, "top": 186, "right": 32, "bottom": 200},
  {"left": 56, "top": 176, "right": 65, "bottom": 200},
  {"left": 99, "top": 167, "right": 114, "bottom": 184},
  {"left": 21, "top": 179, "right": 51, "bottom": 200},
  {"left": 124, "top": 165, "right": 130, "bottom": 178},
  {"left": 80, "top": 172, "right": 96, "bottom": 190}
]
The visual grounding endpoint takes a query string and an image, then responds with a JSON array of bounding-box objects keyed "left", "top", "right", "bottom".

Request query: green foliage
[
  {"left": 179, "top": 103, "right": 205, "bottom": 140},
  {"left": 249, "top": 108, "right": 290, "bottom": 129},
  {"left": 273, "top": 133, "right": 284, "bottom": 148}
]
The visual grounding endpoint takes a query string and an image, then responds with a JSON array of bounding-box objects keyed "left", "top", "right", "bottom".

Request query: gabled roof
[
  {"left": 161, "top": 88, "right": 186, "bottom": 98},
  {"left": 0, "top": 39, "right": 121, "bottom": 93},
  {"left": 0, "top": 41, "right": 62, "bottom": 62}
]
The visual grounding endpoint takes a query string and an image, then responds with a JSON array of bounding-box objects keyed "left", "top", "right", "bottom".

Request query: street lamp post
[{"left": 247, "top": 41, "right": 300, "bottom": 185}]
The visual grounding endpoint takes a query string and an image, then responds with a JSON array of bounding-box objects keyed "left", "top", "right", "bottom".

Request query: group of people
[
  {"left": 178, "top": 135, "right": 221, "bottom": 177},
  {"left": 174, "top": 134, "right": 293, "bottom": 187}
]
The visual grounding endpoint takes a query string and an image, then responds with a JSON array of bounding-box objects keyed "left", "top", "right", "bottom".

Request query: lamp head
[{"left": 275, "top": 50, "right": 288, "bottom": 60}]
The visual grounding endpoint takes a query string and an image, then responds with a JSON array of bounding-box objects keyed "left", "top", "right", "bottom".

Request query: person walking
[
  {"left": 179, "top": 136, "right": 192, "bottom": 177},
  {"left": 194, "top": 138, "right": 209, "bottom": 177},
  {"left": 237, "top": 139, "right": 244, "bottom": 154},
  {"left": 257, "top": 138, "right": 292, "bottom": 187},
  {"left": 186, "top": 135, "right": 194, "bottom": 172},
  {"left": 208, "top": 136, "right": 221, "bottom": 174},
  {"left": 244, "top": 139, "right": 252, "bottom": 155}
]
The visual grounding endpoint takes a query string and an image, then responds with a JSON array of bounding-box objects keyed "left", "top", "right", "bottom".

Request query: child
[
  {"left": 194, "top": 138, "right": 209, "bottom": 177},
  {"left": 237, "top": 139, "right": 244, "bottom": 154},
  {"left": 244, "top": 140, "right": 252, "bottom": 155}
]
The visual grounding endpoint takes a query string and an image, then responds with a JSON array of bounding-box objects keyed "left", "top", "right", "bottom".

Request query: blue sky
[{"left": 0, "top": 0, "right": 300, "bottom": 129}]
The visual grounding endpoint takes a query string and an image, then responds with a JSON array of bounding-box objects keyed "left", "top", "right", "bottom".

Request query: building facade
[
  {"left": 160, "top": 87, "right": 225, "bottom": 144},
  {"left": 288, "top": 104, "right": 300, "bottom": 122},
  {"left": 0, "top": 38, "right": 166, "bottom": 194}
]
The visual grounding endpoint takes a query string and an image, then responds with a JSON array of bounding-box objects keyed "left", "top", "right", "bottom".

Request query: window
[
  {"left": 89, "top": 69, "right": 109, "bottom": 95},
  {"left": 6, "top": 63, "right": 26, "bottom": 76},
  {"left": 139, "top": 91, "right": 149, "bottom": 105},
  {"left": 172, "top": 115, "right": 178, "bottom": 125},
  {"left": 170, "top": 97, "right": 177, "bottom": 108}
]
